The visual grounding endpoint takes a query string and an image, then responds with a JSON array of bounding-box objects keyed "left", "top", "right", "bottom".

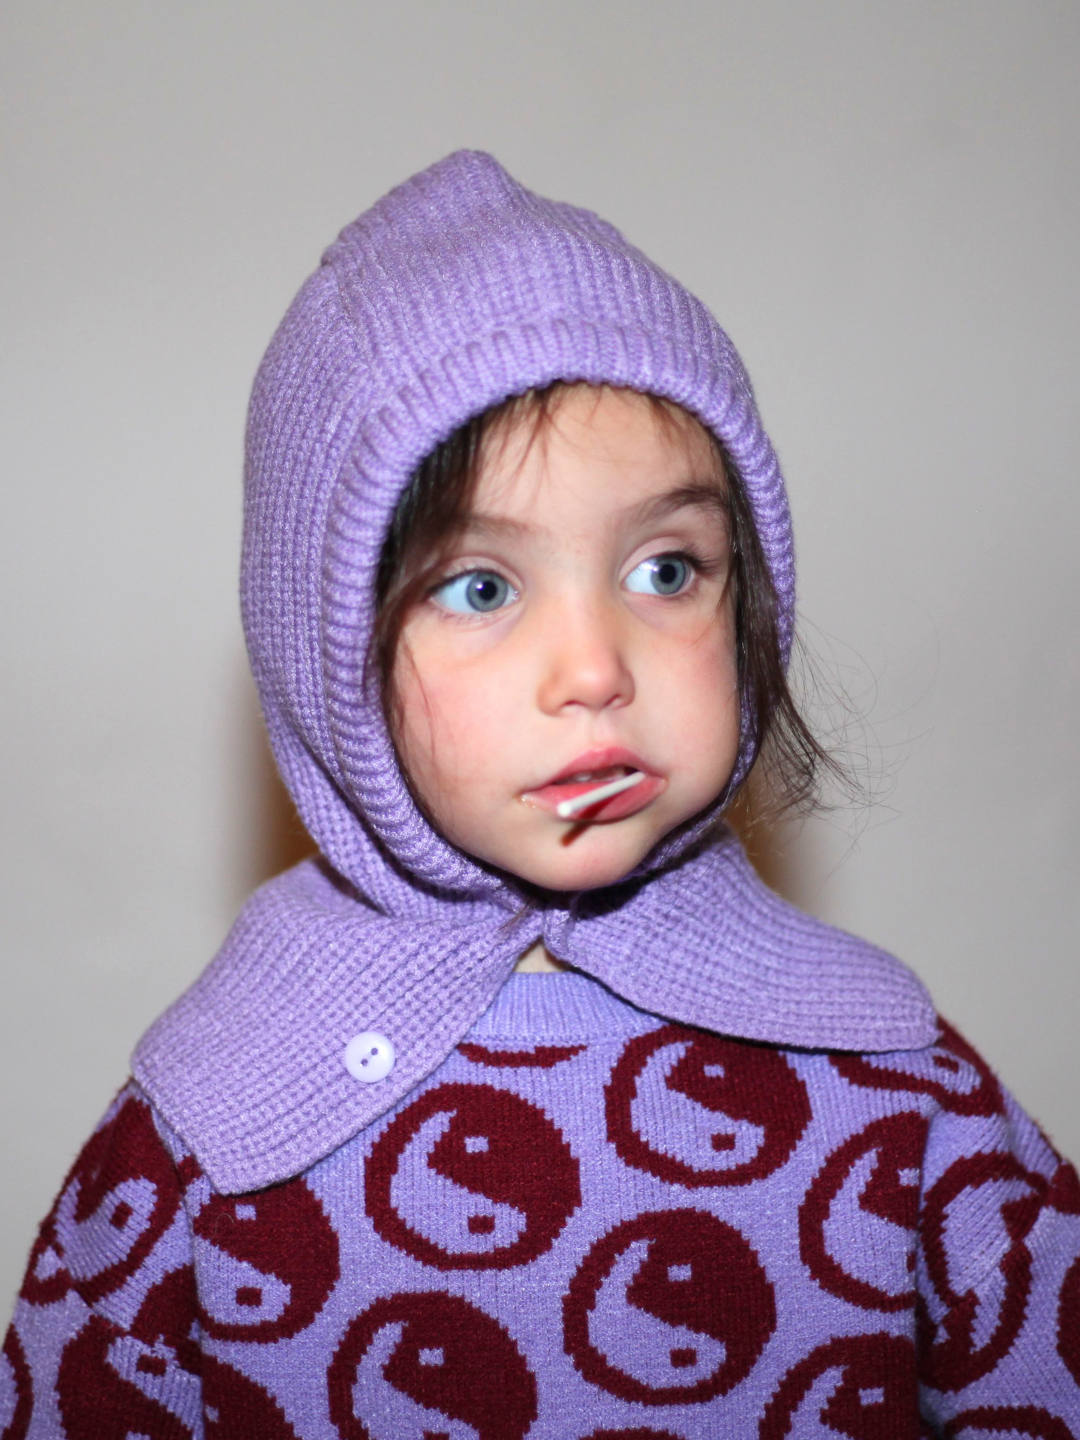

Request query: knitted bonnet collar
[{"left": 133, "top": 152, "right": 936, "bottom": 1194}]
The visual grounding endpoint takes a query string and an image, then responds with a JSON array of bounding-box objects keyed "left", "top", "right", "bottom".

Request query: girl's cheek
[
  {"left": 663, "top": 626, "right": 740, "bottom": 765},
  {"left": 390, "top": 647, "right": 458, "bottom": 802},
  {"left": 655, "top": 606, "right": 737, "bottom": 689},
  {"left": 400, "top": 660, "right": 511, "bottom": 798}
]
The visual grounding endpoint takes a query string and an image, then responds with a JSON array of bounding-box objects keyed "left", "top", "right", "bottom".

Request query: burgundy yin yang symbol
[
  {"left": 1, "top": 1327, "right": 32, "bottom": 1440},
  {"left": 365, "top": 1082, "right": 581, "bottom": 1269},
  {"left": 918, "top": 1152, "right": 1047, "bottom": 1391},
  {"left": 831, "top": 1022, "right": 1002, "bottom": 1117},
  {"left": 328, "top": 1290, "right": 537, "bottom": 1440},
  {"left": 799, "top": 1113, "right": 928, "bottom": 1312},
  {"left": 563, "top": 1208, "right": 775, "bottom": 1404},
  {"left": 192, "top": 1179, "right": 340, "bottom": 1341},
  {"left": 458, "top": 1042, "right": 586, "bottom": 1070},
  {"left": 578, "top": 1431, "right": 687, "bottom": 1439},
  {"left": 605, "top": 1027, "right": 811, "bottom": 1187},
  {"left": 942, "top": 1408, "right": 1076, "bottom": 1440},
  {"left": 55, "top": 1267, "right": 203, "bottom": 1440},
  {"left": 202, "top": 1355, "right": 302, "bottom": 1440},
  {"left": 21, "top": 1093, "right": 180, "bottom": 1308},
  {"left": 1057, "top": 1253, "right": 1080, "bottom": 1385},
  {"left": 759, "top": 1333, "right": 921, "bottom": 1440},
  {"left": 55, "top": 1263, "right": 302, "bottom": 1440}
]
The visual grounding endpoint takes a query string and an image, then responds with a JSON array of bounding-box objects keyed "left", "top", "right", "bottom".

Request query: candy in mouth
[
  {"left": 519, "top": 752, "right": 665, "bottom": 823},
  {"left": 555, "top": 771, "right": 647, "bottom": 818}
]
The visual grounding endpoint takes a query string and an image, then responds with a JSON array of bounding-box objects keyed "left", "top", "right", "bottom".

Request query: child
[{"left": 4, "top": 151, "right": 1079, "bottom": 1438}]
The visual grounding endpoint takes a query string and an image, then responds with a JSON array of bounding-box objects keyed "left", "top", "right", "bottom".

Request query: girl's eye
[
  {"left": 432, "top": 569, "right": 517, "bottom": 614},
  {"left": 624, "top": 554, "right": 693, "bottom": 597}
]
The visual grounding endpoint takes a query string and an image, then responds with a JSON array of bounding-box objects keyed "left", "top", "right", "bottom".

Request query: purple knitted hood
[
  {"left": 243, "top": 148, "right": 794, "bottom": 905},
  {"left": 133, "top": 153, "right": 936, "bottom": 1193}
]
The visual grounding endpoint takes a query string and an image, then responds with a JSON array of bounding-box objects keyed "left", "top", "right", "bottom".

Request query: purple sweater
[{"left": 6, "top": 970, "right": 1080, "bottom": 1436}]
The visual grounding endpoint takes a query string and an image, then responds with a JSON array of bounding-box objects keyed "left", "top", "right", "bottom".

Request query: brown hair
[{"left": 371, "top": 382, "right": 836, "bottom": 821}]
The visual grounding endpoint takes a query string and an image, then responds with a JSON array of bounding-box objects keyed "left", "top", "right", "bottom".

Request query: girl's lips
[
  {"left": 520, "top": 751, "right": 666, "bottom": 823},
  {"left": 529, "top": 773, "right": 665, "bottom": 822}
]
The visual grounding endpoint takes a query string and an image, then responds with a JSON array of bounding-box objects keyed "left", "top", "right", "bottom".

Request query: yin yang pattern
[
  {"left": 830, "top": 1023, "right": 1003, "bottom": 1118},
  {"left": 7, "top": 1012, "right": 1080, "bottom": 1438},
  {"left": 202, "top": 1354, "right": 304, "bottom": 1439},
  {"left": 328, "top": 1290, "right": 537, "bottom": 1440},
  {"left": 799, "top": 1113, "right": 928, "bottom": 1312},
  {"left": 578, "top": 1431, "right": 686, "bottom": 1439},
  {"left": 940, "top": 1408, "right": 1075, "bottom": 1439},
  {"left": 365, "top": 1082, "right": 581, "bottom": 1270},
  {"left": 0, "top": 1328, "right": 31, "bottom": 1440},
  {"left": 758, "top": 1334, "right": 922, "bottom": 1439},
  {"left": 563, "top": 1209, "right": 775, "bottom": 1405},
  {"left": 1058, "top": 1254, "right": 1080, "bottom": 1385},
  {"left": 605, "top": 1027, "right": 811, "bottom": 1187},
  {"left": 55, "top": 1267, "right": 203, "bottom": 1439},
  {"left": 19, "top": 1091, "right": 180, "bottom": 1308},
  {"left": 917, "top": 1151, "right": 1049, "bottom": 1391},
  {"left": 458, "top": 1042, "right": 586, "bottom": 1069},
  {"left": 56, "top": 1313, "right": 197, "bottom": 1440},
  {"left": 192, "top": 1178, "right": 340, "bottom": 1341}
]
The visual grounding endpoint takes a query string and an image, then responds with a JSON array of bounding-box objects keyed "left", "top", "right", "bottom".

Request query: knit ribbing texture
[{"left": 133, "top": 151, "right": 936, "bottom": 1195}]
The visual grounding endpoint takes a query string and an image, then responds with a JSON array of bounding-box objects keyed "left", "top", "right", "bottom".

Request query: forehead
[{"left": 472, "top": 385, "right": 721, "bottom": 521}]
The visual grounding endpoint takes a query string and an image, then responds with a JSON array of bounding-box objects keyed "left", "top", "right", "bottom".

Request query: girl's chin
[{"left": 494, "top": 831, "right": 659, "bottom": 894}]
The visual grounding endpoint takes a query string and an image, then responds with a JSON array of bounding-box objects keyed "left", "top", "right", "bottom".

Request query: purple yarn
[
  {"left": 243, "top": 149, "right": 793, "bottom": 898},
  {"left": 133, "top": 152, "right": 935, "bottom": 1195}
]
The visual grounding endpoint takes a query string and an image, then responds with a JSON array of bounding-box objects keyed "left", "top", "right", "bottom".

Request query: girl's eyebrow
[
  {"left": 462, "top": 481, "right": 727, "bottom": 541},
  {"left": 459, "top": 512, "right": 532, "bottom": 539},
  {"left": 629, "top": 482, "right": 729, "bottom": 526}
]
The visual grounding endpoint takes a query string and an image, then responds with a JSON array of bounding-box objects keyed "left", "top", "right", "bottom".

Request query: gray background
[{"left": 2, "top": 1, "right": 1078, "bottom": 1318}]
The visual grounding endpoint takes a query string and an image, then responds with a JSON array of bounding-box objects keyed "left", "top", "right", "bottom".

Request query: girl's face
[{"left": 392, "top": 385, "right": 741, "bottom": 892}]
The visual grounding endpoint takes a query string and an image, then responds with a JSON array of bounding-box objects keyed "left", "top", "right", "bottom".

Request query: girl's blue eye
[
  {"left": 624, "top": 554, "right": 693, "bottom": 596},
  {"left": 433, "top": 570, "right": 517, "bottom": 614}
]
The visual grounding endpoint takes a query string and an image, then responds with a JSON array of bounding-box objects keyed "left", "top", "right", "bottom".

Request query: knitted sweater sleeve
[
  {"left": 2, "top": 1082, "right": 204, "bottom": 1438},
  {"left": 916, "top": 1084, "right": 1080, "bottom": 1433}
]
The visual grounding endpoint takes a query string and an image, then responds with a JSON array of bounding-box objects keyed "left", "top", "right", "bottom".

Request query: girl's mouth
[{"left": 520, "top": 751, "right": 666, "bottom": 823}]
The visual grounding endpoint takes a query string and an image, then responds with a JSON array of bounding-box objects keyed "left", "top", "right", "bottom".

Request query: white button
[{"left": 344, "top": 1031, "right": 396, "bottom": 1083}]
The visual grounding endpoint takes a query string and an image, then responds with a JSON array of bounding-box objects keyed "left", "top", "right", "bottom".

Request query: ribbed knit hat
[{"left": 242, "top": 149, "right": 794, "bottom": 906}]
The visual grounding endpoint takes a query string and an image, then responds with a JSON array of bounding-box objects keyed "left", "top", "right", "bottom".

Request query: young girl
[{"left": 4, "top": 151, "right": 1079, "bottom": 1438}]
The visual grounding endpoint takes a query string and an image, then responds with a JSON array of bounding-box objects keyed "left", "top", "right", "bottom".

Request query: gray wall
[{"left": 2, "top": 1, "right": 1078, "bottom": 1317}]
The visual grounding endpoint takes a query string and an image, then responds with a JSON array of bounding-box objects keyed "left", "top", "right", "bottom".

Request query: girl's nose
[{"left": 534, "top": 601, "right": 635, "bottom": 716}]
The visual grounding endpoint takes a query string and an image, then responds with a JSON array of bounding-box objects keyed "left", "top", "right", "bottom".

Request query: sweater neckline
[{"left": 466, "top": 971, "right": 661, "bottom": 1044}]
